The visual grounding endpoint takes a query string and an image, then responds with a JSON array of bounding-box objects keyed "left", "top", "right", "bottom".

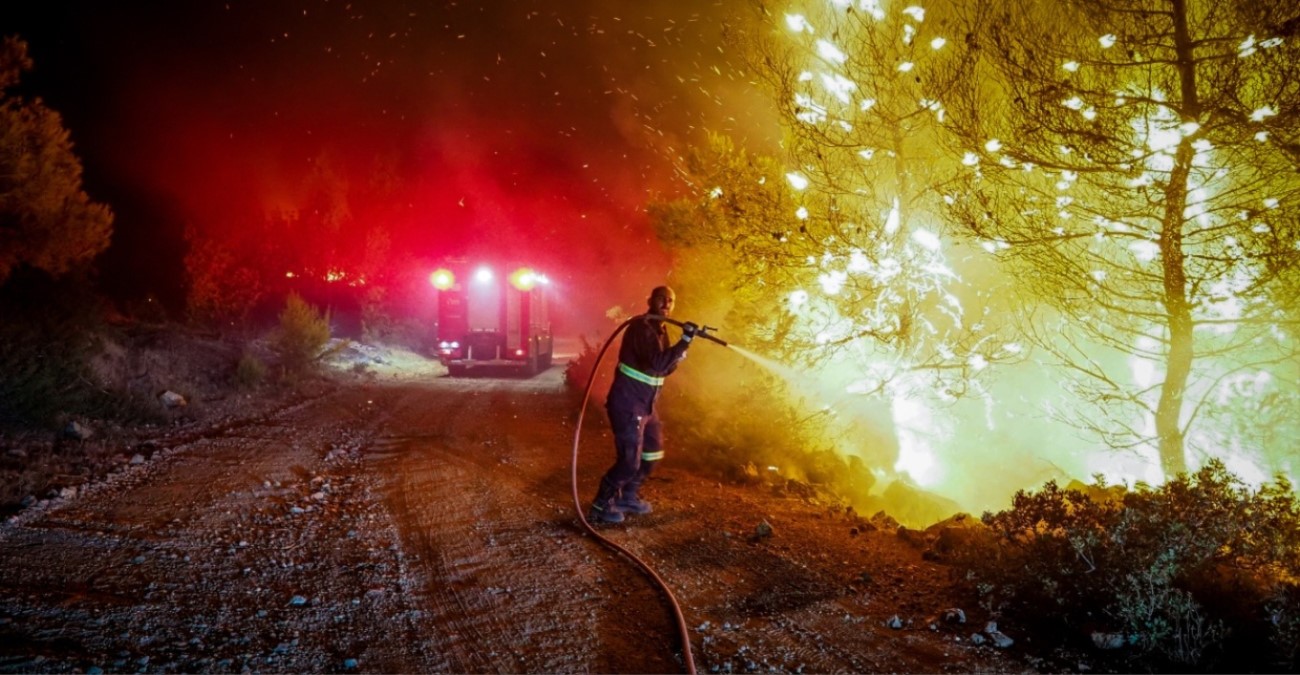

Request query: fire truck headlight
[{"left": 474, "top": 266, "right": 494, "bottom": 284}]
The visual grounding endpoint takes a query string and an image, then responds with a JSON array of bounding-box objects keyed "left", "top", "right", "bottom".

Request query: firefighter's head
[{"left": 648, "top": 285, "right": 675, "bottom": 317}]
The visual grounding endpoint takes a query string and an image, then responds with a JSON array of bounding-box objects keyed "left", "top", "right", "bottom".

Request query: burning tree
[
  {"left": 651, "top": 1, "right": 1022, "bottom": 494},
  {"left": 939, "top": 0, "right": 1300, "bottom": 479}
]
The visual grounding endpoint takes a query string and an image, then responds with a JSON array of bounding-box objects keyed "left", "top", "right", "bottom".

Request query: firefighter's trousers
[{"left": 593, "top": 405, "right": 663, "bottom": 508}]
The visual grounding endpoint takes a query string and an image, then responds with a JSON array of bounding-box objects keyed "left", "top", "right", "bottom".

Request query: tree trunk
[
  {"left": 1156, "top": 140, "right": 1194, "bottom": 480},
  {"left": 1155, "top": 0, "right": 1199, "bottom": 480}
]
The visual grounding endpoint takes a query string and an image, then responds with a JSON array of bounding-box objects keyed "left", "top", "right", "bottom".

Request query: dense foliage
[
  {"left": 960, "top": 461, "right": 1300, "bottom": 669},
  {"left": 0, "top": 36, "right": 113, "bottom": 285}
]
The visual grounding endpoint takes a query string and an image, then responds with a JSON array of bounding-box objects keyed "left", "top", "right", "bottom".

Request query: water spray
[{"left": 569, "top": 313, "right": 730, "bottom": 675}]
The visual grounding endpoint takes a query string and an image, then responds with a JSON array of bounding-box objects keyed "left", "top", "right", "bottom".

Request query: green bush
[
  {"left": 957, "top": 460, "right": 1300, "bottom": 670},
  {"left": 234, "top": 351, "right": 267, "bottom": 389},
  {"left": 270, "top": 292, "right": 332, "bottom": 377}
]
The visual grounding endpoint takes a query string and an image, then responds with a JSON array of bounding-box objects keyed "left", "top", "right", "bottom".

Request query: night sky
[{"left": 2, "top": 1, "right": 775, "bottom": 331}]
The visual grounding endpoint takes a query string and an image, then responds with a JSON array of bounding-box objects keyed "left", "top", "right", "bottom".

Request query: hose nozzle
[
  {"left": 696, "top": 325, "right": 728, "bottom": 347},
  {"left": 646, "top": 314, "right": 729, "bottom": 348}
]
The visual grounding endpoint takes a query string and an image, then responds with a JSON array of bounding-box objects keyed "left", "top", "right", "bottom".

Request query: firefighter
[{"left": 587, "top": 285, "right": 698, "bottom": 524}]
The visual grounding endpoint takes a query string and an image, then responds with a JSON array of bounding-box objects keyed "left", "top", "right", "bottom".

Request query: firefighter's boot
[
  {"left": 615, "top": 491, "right": 652, "bottom": 515},
  {"left": 587, "top": 500, "right": 625, "bottom": 524},
  {"left": 616, "top": 460, "right": 656, "bottom": 515}
]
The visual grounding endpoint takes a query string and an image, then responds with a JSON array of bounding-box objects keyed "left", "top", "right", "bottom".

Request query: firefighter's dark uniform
[{"left": 590, "top": 314, "right": 690, "bottom": 519}]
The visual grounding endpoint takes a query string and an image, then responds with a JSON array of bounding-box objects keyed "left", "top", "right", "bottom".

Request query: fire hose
[{"left": 569, "top": 314, "right": 728, "bottom": 675}]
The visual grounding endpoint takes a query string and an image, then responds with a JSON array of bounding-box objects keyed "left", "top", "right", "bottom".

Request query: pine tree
[
  {"left": 941, "top": 0, "right": 1300, "bottom": 478},
  {"left": 0, "top": 36, "right": 113, "bottom": 285}
]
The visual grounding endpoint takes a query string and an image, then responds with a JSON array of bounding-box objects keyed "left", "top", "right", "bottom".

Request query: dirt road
[{"left": 0, "top": 366, "right": 1029, "bottom": 673}]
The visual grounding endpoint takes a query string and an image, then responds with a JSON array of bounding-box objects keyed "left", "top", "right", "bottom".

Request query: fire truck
[{"left": 429, "top": 261, "right": 554, "bottom": 377}]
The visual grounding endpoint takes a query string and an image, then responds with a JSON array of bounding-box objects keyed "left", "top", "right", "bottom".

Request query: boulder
[
  {"left": 159, "top": 390, "right": 187, "bottom": 408},
  {"left": 64, "top": 421, "right": 93, "bottom": 440}
]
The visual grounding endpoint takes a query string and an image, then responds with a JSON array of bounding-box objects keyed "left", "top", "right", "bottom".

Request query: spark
[
  {"left": 816, "top": 39, "right": 847, "bottom": 64},
  {"left": 884, "top": 198, "right": 901, "bottom": 235},
  {"left": 819, "top": 269, "right": 847, "bottom": 295},
  {"left": 1238, "top": 34, "right": 1257, "bottom": 57},
  {"left": 1129, "top": 239, "right": 1160, "bottom": 263},
  {"left": 1251, "top": 106, "right": 1277, "bottom": 122},
  {"left": 794, "top": 93, "right": 828, "bottom": 124},
  {"left": 860, "top": 0, "right": 886, "bottom": 21},
  {"left": 785, "top": 13, "right": 813, "bottom": 33},
  {"left": 912, "top": 228, "right": 941, "bottom": 251},
  {"left": 821, "top": 72, "right": 856, "bottom": 103},
  {"left": 847, "top": 249, "right": 870, "bottom": 272}
]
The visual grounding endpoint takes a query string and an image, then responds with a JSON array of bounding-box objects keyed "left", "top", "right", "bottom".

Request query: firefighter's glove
[{"left": 681, "top": 321, "right": 700, "bottom": 343}]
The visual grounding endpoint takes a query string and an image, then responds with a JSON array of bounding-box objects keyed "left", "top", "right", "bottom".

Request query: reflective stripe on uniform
[
  {"left": 641, "top": 450, "right": 665, "bottom": 461},
  {"left": 618, "top": 362, "right": 665, "bottom": 386}
]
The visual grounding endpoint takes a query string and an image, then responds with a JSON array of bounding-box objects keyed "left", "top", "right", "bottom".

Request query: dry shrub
[
  {"left": 270, "top": 292, "right": 333, "bottom": 377},
  {"left": 564, "top": 333, "right": 611, "bottom": 400},
  {"left": 235, "top": 351, "right": 267, "bottom": 389},
  {"left": 956, "top": 460, "right": 1300, "bottom": 670},
  {"left": 0, "top": 271, "right": 126, "bottom": 429}
]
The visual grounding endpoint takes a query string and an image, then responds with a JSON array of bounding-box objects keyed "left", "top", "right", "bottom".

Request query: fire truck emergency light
[
  {"left": 429, "top": 268, "right": 455, "bottom": 290},
  {"left": 509, "top": 267, "right": 538, "bottom": 291}
]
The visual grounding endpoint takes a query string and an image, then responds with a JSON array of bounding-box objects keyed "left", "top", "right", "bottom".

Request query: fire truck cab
[{"left": 430, "top": 262, "right": 553, "bottom": 377}]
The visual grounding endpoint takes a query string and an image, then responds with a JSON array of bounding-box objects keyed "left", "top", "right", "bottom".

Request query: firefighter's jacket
[{"left": 607, "top": 315, "right": 689, "bottom": 416}]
